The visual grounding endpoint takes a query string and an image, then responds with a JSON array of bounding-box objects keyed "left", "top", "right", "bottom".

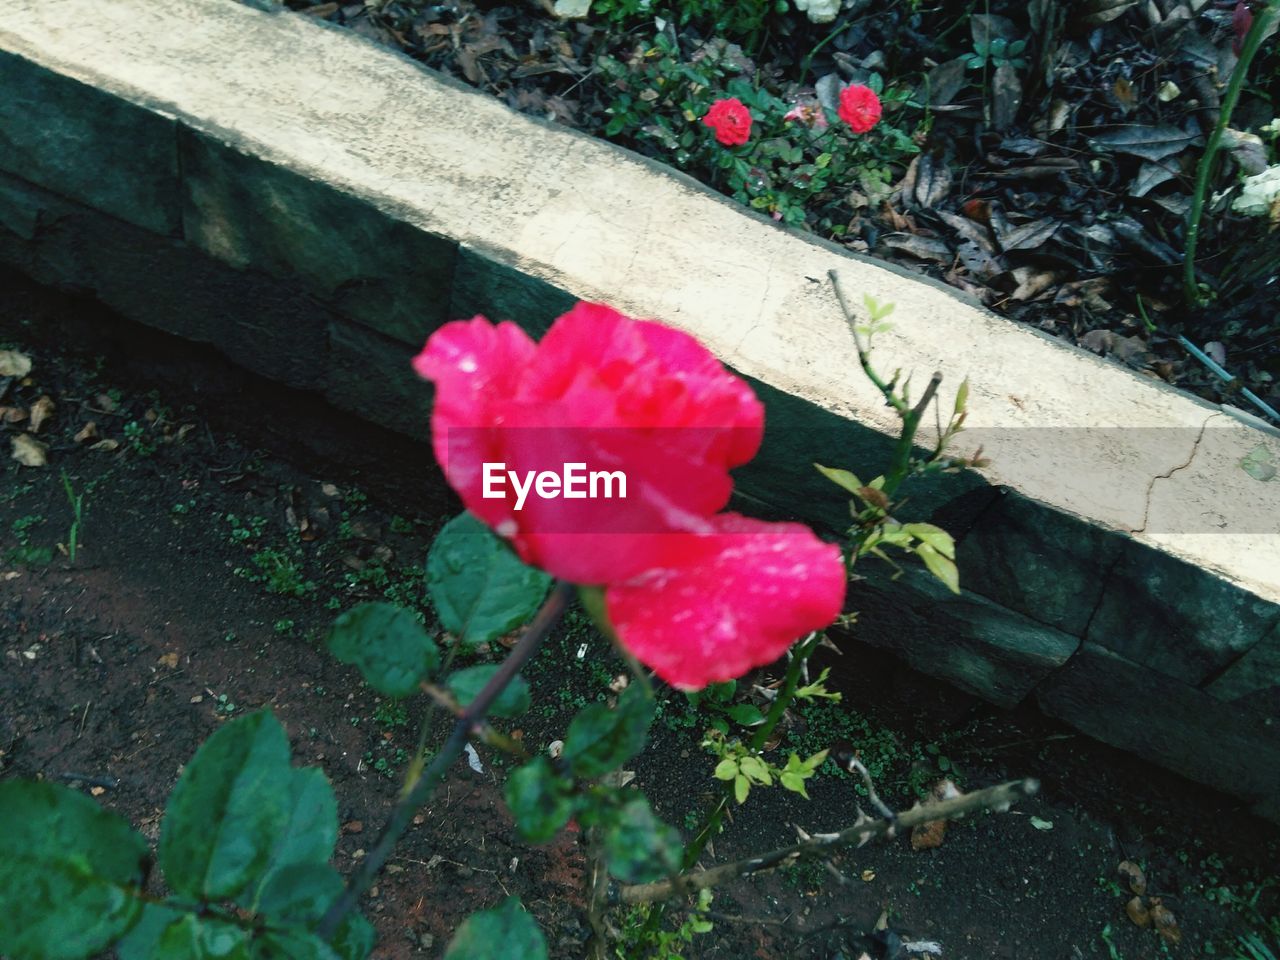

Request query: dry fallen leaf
[
  {"left": 28, "top": 395, "right": 55, "bottom": 433},
  {"left": 90, "top": 439, "right": 120, "bottom": 453},
  {"left": 11, "top": 434, "right": 47, "bottom": 467},
  {"left": 1125, "top": 895, "right": 1151, "bottom": 927},
  {"left": 158, "top": 652, "right": 180, "bottom": 669},
  {"left": 0, "top": 349, "right": 32, "bottom": 378},
  {"left": 1149, "top": 899, "right": 1181, "bottom": 945},
  {"left": 74, "top": 421, "right": 98, "bottom": 443},
  {"left": 1118, "top": 859, "right": 1147, "bottom": 895}
]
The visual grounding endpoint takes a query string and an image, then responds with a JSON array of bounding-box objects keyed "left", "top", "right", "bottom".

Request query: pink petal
[{"left": 605, "top": 514, "right": 847, "bottom": 690}]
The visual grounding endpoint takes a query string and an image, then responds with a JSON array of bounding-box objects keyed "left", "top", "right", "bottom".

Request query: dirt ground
[{"left": 1, "top": 271, "right": 1277, "bottom": 959}]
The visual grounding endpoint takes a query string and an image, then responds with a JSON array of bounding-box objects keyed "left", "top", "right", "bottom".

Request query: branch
[
  {"left": 613, "top": 777, "right": 1038, "bottom": 905},
  {"left": 316, "top": 581, "right": 574, "bottom": 938},
  {"left": 828, "top": 269, "right": 908, "bottom": 416}
]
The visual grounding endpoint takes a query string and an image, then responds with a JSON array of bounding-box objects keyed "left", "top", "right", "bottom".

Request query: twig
[
  {"left": 316, "top": 582, "right": 573, "bottom": 938},
  {"left": 613, "top": 778, "right": 1038, "bottom": 905},
  {"left": 829, "top": 269, "right": 908, "bottom": 416}
]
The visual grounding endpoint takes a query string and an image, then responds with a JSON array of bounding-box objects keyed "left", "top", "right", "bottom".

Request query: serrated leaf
[
  {"left": 327, "top": 603, "right": 439, "bottom": 698},
  {"left": 564, "top": 684, "right": 653, "bottom": 779},
  {"left": 446, "top": 665, "right": 531, "bottom": 718},
  {"left": 426, "top": 513, "right": 552, "bottom": 647},
  {"left": 780, "top": 771, "right": 808, "bottom": 796},
  {"left": 0, "top": 781, "right": 149, "bottom": 960},
  {"left": 902, "top": 523, "right": 956, "bottom": 560},
  {"left": 504, "top": 757, "right": 575, "bottom": 843},
  {"left": 603, "top": 796, "right": 683, "bottom": 883},
  {"left": 734, "top": 774, "right": 750, "bottom": 804},
  {"left": 1090, "top": 125, "right": 1197, "bottom": 161},
  {"left": 445, "top": 897, "right": 547, "bottom": 960},
  {"left": 738, "top": 756, "right": 772, "bottom": 784},
  {"left": 159, "top": 710, "right": 296, "bottom": 901},
  {"left": 814, "top": 463, "right": 864, "bottom": 495},
  {"left": 713, "top": 758, "right": 738, "bottom": 780},
  {"left": 916, "top": 542, "right": 960, "bottom": 594}
]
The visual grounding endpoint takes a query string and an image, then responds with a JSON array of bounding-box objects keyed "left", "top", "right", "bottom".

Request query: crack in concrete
[{"left": 1131, "top": 411, "right": 1222, "bottom": 535}]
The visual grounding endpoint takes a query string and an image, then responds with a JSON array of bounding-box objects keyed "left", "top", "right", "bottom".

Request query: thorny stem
[
  {"left": 1182, "top": 0, "right": 1280, "bottom": 306},
  {"left": 615, "top": 778, "right": 1039, "bottom": 905},
  {"left": 829, "top": 269, "right": 943, "bottom": 499},
  {"left": 316, "top": 582, "right": 574, "bottom": 939}
]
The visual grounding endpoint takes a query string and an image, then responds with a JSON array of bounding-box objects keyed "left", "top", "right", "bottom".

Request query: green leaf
[
  {"left": 239, "top": 767, "right": 338, "bottom": 915},
  {"left": 0, "top": 781, "right": 148, "bottom": 960},
  {"left": 713, "top": 758, "right": 738, "bottom": 781},
  {"left": 331, "top": 912, "right": 376, "bottom": 960},
  {"left": 159, "top": 710, "right": 296, "bottom": 901},
  {"left": 115, "top": 904, "right": 187, "bottom": 960},
  {"left": 151, "top": 913, "right": 252, "bottom": 959},
  {"left": 902, "top": 523, "right": 956, "bottom": 560},
  {"left": 814, "top": 463, "right": 864, "bottom": 495},
  {"left": 602, "top": 796, "right": 683, "bottom": 883},
  {"left": 737, "top": 756, "right": 772, "bottom": 785},
  {"left": 426, "top": 513, "right": 552, "bottom": 647},
  {"left": 253, "top": 928, "right": 341, "bottom": 960},
  {"left": 564, "top": 684, "right": 653, "bottom": 779},
  {"left": 504, "top": 757, "right": 575, "bottom": 843},
  {"left": 916, "top": 542, "right": 960, "bottom": 594},
  {"left": 733, "top": 774, "right": 750, "bottom": 804},
  {"left": 779, "top": 771, "right": 807, "bottom": 796},
  {"left": 327, "top": 602, "right": 439, "bottom": 698},
  {"left": 724, "top": 703, "right": 766, "bottom": 726},
  {"left": 254, "top": 863, "right": 344, "bottom": 922},
  {"left": 445, "top": 897, "right": 548, "bottom": 960},
  {"left": 446, "top": 665, "right": 531, "bottom": 719}
]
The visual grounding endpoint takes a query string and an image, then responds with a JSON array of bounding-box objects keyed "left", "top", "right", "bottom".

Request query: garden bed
[
  {"left": 301, "top": 0, "right": 1280, "bottom": 416},
  {"left": 2, "top": 274, "right": 1278, "bottom": 959}
]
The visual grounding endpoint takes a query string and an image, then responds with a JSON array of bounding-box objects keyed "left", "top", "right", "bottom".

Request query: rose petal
[{"left": 606, "top": 514, "right": 847, "bottom": 689}]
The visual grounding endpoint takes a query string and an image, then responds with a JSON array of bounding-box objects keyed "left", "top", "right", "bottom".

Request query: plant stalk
[
  {"left": 1182, "top": 0, "right": 1280, "bottom": 306},
  {"left": 316, "top": 581, "right": 573, "bottom": 939}
]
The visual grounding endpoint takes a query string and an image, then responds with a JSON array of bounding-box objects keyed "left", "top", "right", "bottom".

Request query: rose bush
[{"left": 414, "top": 302, "right": 846, "bottom": 689}]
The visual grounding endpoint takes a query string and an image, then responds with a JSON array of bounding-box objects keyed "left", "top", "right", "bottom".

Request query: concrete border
[{"left": 1, "top": 0, "right": 1277, "bottom": 816}]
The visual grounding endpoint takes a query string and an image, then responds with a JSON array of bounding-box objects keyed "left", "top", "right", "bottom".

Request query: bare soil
[{"left": 1, "top": 270, "right": 1277, "bottom": 958}]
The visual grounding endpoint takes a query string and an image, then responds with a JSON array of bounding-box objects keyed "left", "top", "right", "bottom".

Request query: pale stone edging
[{"left": 1, "top": 0, "right": 1276, "bottom": 818}]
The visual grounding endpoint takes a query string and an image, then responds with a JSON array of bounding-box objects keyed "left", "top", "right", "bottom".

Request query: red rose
[
  {"left": 702, "top": 97, "right": 753, "bottom": 147},
  {"left": 606, "top": 514, "right": 846, "bottom": 690},
  {"left": 414, "top": 304, "right": 847, "bottom": 689},
  {"left": 413, "top": 302, "right": 764, "bottom": 585},
  {"left": 837, "top": 84, "right": 882, "bottom": 134}
]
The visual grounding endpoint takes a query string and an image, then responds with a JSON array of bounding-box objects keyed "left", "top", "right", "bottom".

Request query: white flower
[
  {"left": 1232, "top": 165, "right": 1280, "bottom": 217},
  {"left": 794, "top": 0, "right": 841, "bottom": 24}
]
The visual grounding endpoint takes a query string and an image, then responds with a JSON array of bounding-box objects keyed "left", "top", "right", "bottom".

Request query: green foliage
[
  {"left": 445, "top": 897, "right": 548, "bottom": 960},
  {"left": 238, "top": 546, "right": 317, "bottom": 598},
  {"left": 963, "top": 36, "right": 1028, "bottom": 70},
  {"left": 602, "top": 796, "right": 683, "bottom": 883},
  {"left": 160, "top": 711, "right": 315, "bottom": 900},
  {"left": 327, "top": 602, "right": 440, "bottom": 698},
  {"left": 0, "top": 782, "right": 148, "bottom": 960},
  {"left": 504, "top": 757, "right": 576, "bottom": 843},
  {"left": 612, "top": 890, "right": 713, "bottom": 960},
  {"left": 564, "top": 683, "right": 655, "bottom": 779},
  {"left": 598, "top": 35, "right": 920, "bottom": 233},
  {"left": 589, "top": 0, "right": 780, "bottom": 49},
  {"left": 446, "top": 665, "right": 532, "bottom": 718},
  {"left": 426, "top": 512, "right": 552, "bottom": 647},
  {"left": 0, "top": 711, "right": 369, "bottom": 960},
  {"left": 708, "top": 734, "right": 827, "bottom": 803}
]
